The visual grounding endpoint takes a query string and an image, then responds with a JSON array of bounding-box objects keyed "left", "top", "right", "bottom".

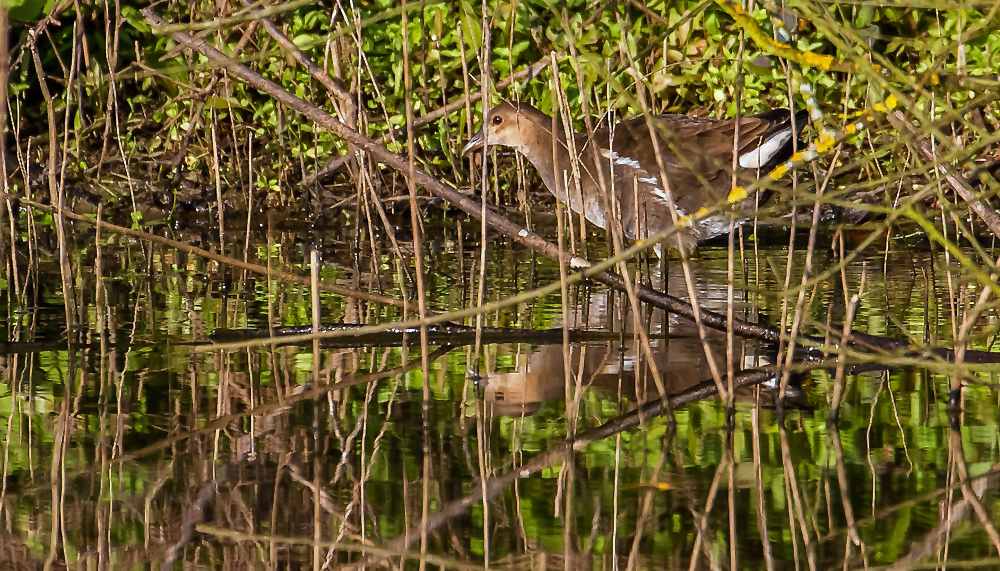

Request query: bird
[{"left": 463, "top": 101, "right": 809, "bottom": 256}]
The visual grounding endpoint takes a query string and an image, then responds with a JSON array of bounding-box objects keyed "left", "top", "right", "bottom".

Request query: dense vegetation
[
  {"left": 9, "top": 1, "right": 1000, "bottom": 223},
  {"left": 4, "top": 1, "right": 1000, "bottom": 569}
]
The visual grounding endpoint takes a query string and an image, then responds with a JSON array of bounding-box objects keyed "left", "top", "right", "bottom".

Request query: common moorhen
[{"left": 464, "top": 101, "right": 808, "bottom": 256}]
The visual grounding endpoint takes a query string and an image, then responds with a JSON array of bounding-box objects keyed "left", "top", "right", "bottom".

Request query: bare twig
[{"left": 892, "top": 110, "right": 1000, "bottom": 237}]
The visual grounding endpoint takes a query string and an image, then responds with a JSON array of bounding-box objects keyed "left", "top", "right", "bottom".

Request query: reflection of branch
[
  {"left": 779, "top": 421, "right": 817, "bottom": 571},
  {"left": 665, "top": 438, "right": 727, "bottom": 570},
  {"left": 160, "top": 464, "right": 235, "bottom": 570},
  {"left": 950, "top": 429, "right": 1000, "bottom": 556},
  {"left": 342, "top": 367, "right": 778, "bottom": 570},
  {"left": 118, "top": 347, "right": 442, "bottom": 472},
  {"left": 373, "top": 358, "right": 873, "bottom": 567},
  {"left": 686, "top": 454, "right": 727, "bottom": 571},
  {"left": 153, "top": 346, "right": 452, "bottom": 568},
  {"left": 196, "top": 525, "right": 488, "bottom": 571},
  {"left": 887, "top": 475, "right": 992, "bottom": 570},
  {"left": 888, "top": 421, "right": 1000, "bottom": 571},
  {"left": 828, "top": 425, "right": 868, "bottom": 566},
  {"left": 210, "top": 323, "right": 618, "bottom": 348}
]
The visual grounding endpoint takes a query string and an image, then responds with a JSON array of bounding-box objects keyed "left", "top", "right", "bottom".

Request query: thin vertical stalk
[
  {"left": 777, "top": 144, "right": 840, "bottom": 402},
  {"left": 686, "top": 455, "right": 726, "bottom": 571},
  {"left": 727, "top": 428, "right": 737, "bottom": 571},
  {"left": 828, "top": 423, "right": 868, "bottom": 565},
  {"left": 752, "top": 405, "right": 774, "bottom": 571},
  {"left": 830, "top": 263, "right": 866, "bottom": 419},
  {"left": 29, "top": 30, "right": 75, "bottom": 330},
  {"left": 548, "top": 55, "right": 585, "bottom": 432},
  {"left": 471, "top": 2, "right": 495, "bottom": 568},
  {"left": 779, "top": 418, "right": 818, "bottom": 571},
  {"left": 244, "top": 134, "right": 254, "bottom": 266},
  {"left": 400, "top": 6, "right": 433, "bottom": 571},
  {"left": 211, "top": 109, "right": 225, "bottom": 250},
  {"left": 0, "top": 2, "right": 10, "bottom": 299},
  {"left": 310, "top": 248, "right": 322, "bottom": 570},
  {"left": 727, "top": 10, "right": 748, "bottom": 410}
]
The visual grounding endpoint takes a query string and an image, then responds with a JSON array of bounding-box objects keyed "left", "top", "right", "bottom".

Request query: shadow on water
[{"left": 3, "top": 214, "right": 1000, "bottom": 570}]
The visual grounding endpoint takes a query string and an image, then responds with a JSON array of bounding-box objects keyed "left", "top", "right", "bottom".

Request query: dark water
[{"left": 2, "top": 213, "right": 1000, "bottom": 570}]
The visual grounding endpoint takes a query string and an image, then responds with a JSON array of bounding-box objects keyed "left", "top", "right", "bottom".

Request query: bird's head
[{"left": 463, "top": 101, "right": 546, "bottom": 155}]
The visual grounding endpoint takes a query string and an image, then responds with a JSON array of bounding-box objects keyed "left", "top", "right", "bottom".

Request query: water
[{"left": 2, "top": 212, "right": 999, "bottom": 570}]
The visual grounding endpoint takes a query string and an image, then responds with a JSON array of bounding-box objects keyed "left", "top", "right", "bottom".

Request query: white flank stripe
[
  {"left": 650, "top": 187, "right": 670, "bottom": 203},
  {"left": 599, "top": 148, "right": 642, "bottom": 169},
  {"left": 738, "top": 129, "right": 793, "bottom": 169},
  {"left": 638, "top": 176, "right": 658, "bottom": 185},
  {"left": 615, "top": 155, "right": 642, "bottom": 168}
]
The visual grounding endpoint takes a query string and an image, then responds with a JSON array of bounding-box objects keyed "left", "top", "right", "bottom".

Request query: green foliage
[
  {"left": 6, "top": 0, "right": 57, "bottom": 23},
  {"left": 9, "top": 0, "right": 1000, "bottom": 210}
]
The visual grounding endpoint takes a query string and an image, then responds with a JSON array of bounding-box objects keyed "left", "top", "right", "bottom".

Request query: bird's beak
[{"left": 462, "top": 129, "right": 486, "bottom": 155}]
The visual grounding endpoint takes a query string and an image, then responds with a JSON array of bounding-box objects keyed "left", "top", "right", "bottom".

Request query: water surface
[{"left": 2, "top": 213, "right": 999, "bottom": 570}]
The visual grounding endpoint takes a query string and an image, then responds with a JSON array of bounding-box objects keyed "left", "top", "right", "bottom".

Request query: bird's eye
[{"left": 492, "top": 115, "right": 503, "bottom": 125}]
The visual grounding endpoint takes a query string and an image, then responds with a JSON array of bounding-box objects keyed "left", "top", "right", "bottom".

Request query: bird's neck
[
  {"left": 520, "top": 123, "right": 611, "bottom": 231},
  {"left": 520, "top": 123, "right": 577, "bottom": 202}
]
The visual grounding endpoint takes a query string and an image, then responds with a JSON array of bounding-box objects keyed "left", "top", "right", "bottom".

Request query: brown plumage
[{"left": 463, "top": 101, "right": 808, "bottom": 255}]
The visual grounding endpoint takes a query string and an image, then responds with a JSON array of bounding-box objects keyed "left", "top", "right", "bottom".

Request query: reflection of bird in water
[
  {"left": 481, "top": 265, "right": 807, "bottom": 417},
  {"left": 482, "top": 334, "right": 792, "bottom": 417}
]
